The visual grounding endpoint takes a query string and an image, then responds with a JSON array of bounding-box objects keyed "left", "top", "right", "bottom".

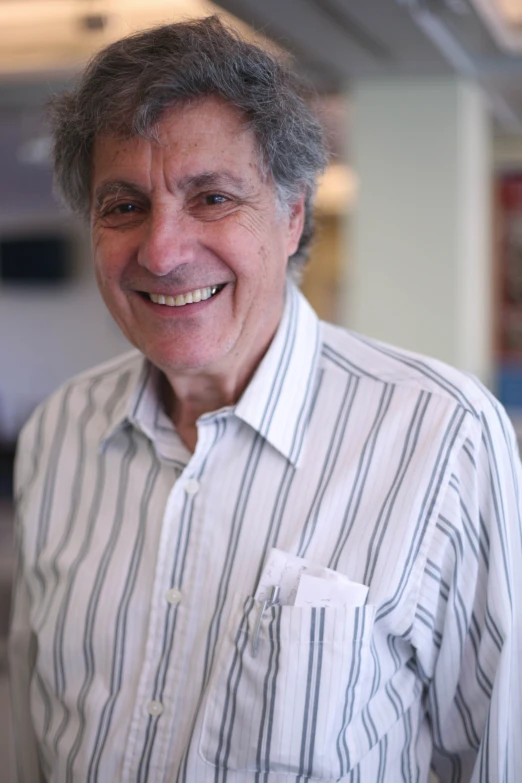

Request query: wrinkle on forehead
[
  {"left": 155, "top": 99, "right": 268, "bottom": 181},
  {"left": 144, "top": 98, "right": 267, "bottom": 179},
  {"left": 91, "top": 96, "right": 275, "bottom": 207}
]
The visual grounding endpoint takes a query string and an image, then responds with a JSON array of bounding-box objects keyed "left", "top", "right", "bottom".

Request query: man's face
[{"left": 90, "top": 97, "right": 304, "bottom": 388}]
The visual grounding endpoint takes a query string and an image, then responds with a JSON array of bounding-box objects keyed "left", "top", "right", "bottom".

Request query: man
[{"left": 9, "top": 16, "right": 522, "bottom": 783}]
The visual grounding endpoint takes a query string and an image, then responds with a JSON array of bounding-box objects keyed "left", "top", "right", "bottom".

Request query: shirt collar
[
  {"left": 233, "top": 282, "right": 321, "bottom": 467},
  {"left": 101, "top": 282, "right": 321, "bottom": 467},
  {"left": 100, "top": 356, "right": 186, "bottom": 449}
]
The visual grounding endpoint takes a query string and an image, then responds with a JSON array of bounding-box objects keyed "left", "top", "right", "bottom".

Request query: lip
[
  {"left": 144, "top": 286, "right": 217, "bottom": 298},
  {"left": 131, "top": 283, "right": 227, "bottom": 315}
]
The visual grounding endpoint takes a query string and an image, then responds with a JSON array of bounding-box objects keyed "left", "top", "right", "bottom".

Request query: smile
[{"left": 147, "top": 285, "right": 224, "bottom": 307}]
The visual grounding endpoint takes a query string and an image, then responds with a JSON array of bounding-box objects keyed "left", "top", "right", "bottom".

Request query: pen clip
[{"left": 251, "top": 585, "right": 280, "bottom": 658}]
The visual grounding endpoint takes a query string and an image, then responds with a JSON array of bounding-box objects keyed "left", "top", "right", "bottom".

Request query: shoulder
[
  {"left": 53, "top": 348, "right": 143, "bottom": 392},
  {"left": 22, "top": 349, "right": 141, "bottom": 428},
  {"left": 320, "top": 320, "right": 500, "bottom": 423},
  {"left": 319, "top": 323, "right": 522, "bottom": 528},
  {"left": 15, "top": 350, "right": 143, "bottom": 492}
]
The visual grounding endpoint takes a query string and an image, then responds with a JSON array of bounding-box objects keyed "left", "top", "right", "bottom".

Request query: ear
[{"left": 285, "top": 193, "right": 306, "bottom": 258}]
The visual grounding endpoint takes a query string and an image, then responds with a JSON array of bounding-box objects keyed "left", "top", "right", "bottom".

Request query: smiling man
[
  {"left": 90, "top": 96, "right": 304, "bottom": 450},
  {"left": 9, "top": 16, "right": 522, "bottom": 783}
]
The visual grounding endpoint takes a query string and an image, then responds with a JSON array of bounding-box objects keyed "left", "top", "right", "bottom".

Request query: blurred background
[{"left": 2, "top": 0, "right": 522, "bottom": 776}]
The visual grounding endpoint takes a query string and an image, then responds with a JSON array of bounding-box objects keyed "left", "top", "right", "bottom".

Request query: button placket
[
  {"left": 165, "top": 587, "right": 182, "bottom": 605},
  {"left": 147, "top": 700, "right": 164, "bottom": 717},
  {"left": 136, "top": 447, "right": 212, "bottom": 772},
  {"left": 123, "top": 443, "right": 214, "bottom": 777},
  {"left": 184, "top": 477, "right": 200, "bottom": 496}
]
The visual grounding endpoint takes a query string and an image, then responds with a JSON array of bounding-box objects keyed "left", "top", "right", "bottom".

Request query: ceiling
[
  {"left": 214, "top": 0, "right": 522, "bottom": 130},
  {"left": 0, "top": 1, "right": 522, "bottom": 124},
  {"left": 2, "top": 0, "right": 522, "bottom": 223}
]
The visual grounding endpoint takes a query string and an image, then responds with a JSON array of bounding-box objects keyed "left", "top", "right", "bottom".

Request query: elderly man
[{"left": 9, "top": 16, "right": 522, "bottom": 783}]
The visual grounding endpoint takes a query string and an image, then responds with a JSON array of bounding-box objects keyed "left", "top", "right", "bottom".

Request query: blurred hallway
[{"left": 0, "top": 3, "right": 521, "bottom": 781}]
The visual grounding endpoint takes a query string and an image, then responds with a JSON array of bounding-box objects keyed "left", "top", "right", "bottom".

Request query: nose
[{"left": 137, "top": 207, "right": 197, "bottom": 276}]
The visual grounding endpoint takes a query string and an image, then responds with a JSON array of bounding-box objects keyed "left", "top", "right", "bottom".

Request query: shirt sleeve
[
  {"left": 413, "top": 395, "right": 522, "bottom": 783},
  {"left": 8, "top": 415, "right": 45, "bottom": 783}
]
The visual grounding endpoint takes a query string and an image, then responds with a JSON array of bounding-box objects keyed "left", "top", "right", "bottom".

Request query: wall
[
  {"left": 0, "top": 220, "right": 131, "bottom": 441},
  {"left": 0, "top": 90, "right": 132, "bottom": 442}
]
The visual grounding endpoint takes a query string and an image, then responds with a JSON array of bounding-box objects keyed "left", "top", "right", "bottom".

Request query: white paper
[
  {"left": 294, "top": 573, "right": 369, "bottom": 609},
  {"left": 255, "top": 548, "right": 368, "bottom": 607}
]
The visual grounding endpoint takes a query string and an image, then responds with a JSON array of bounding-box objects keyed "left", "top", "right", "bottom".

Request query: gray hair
[{"left": 49, "top": 15, "right": 328, "bottom": 275}]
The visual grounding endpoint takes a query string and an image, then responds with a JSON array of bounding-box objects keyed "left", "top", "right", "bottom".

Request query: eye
[
  {"left": 203, "top": 194, "right": 228, "bottom": 206},
  {"left": 187, "top": 191, "right": 238, "bottom": 221},
  {"left": 112, "top": 203, "right": 140, "bottom": 214},
  {"left": 98, "top": 200, "right": 146, "bottom": 227}
]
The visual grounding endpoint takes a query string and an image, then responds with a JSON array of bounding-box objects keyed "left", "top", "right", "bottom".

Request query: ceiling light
[
  {"left": 495, "top": 0, "right": 522, "bottom": 25},
  {"left": 470, "top": 0, "right": 522, "bottom": 49}
]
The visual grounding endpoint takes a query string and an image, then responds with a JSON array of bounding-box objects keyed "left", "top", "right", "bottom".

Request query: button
[
  {"left": 147, "top": 700, "right": 164, "bottom": 717},
  {"left": 184, "top": 478, "right": 200, "bottom": 495},
  {"left": 165, "top": 588, "right": 182, "bottom": 605}
]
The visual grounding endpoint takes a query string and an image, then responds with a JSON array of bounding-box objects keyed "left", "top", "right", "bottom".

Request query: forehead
[{"left": 91, "top": 97, "right": 264, "bottom": 187}]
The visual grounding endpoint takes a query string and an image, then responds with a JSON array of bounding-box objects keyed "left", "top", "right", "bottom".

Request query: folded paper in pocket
[
  {"left": 294, "top": 572, "right": 368, "bottom": 608},
  {"left": 256, "top": 547, "right": 368, "bottom": 607}
]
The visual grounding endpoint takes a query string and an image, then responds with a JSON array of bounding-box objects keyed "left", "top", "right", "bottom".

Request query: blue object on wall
[{"left": 497, "top": 364, "right": 522, "bottom": 409}]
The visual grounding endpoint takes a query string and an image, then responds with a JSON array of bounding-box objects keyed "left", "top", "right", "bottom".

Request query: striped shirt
[{"left": 9, "top": 283, "right": 522, "bottom": 782}]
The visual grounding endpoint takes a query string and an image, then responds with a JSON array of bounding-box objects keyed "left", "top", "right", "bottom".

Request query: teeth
[{"left": 149, "top": 286, "right": 221, "bottom": 307}]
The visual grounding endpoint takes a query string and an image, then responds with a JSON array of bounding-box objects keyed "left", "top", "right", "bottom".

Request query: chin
[
  {"left": 148, "top": 348, "right": 220, "bottom": 375},
  {"left": 137, "top": 331, "right": 236, "bottom": 375}
]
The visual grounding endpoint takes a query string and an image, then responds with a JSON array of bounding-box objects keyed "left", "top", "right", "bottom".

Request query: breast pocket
[{"left": 199, "top": 594, "right": 376, "bottom": 781}]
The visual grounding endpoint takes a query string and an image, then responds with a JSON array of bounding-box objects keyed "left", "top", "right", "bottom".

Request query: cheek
[
  {"left": 93, "top": 256, "right": 111, "bottom": 293},
  {"left": 92, "top": 235, "right": 124, "bottom": 287},
  {"left": 93, "top": 253, "right": 125, "bottom": 313}
]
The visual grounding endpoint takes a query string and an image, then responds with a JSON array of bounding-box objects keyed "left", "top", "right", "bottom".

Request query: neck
[
  {"left": 162, "top": 368, "right": 252, "bottom": 452},
  {"left": 160, "top": 291, "right": 287, "bottom": 450}
]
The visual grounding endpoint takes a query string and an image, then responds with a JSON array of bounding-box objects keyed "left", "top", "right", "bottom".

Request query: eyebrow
[
  {"left": 93, "top": 171, "right": 250, "bottom": 209},
  {"left": 93, "top": 181, "right": 146, "bottom": 210},
  {"left": 177, "top": 171, "right": 248, "bottom": 191}
]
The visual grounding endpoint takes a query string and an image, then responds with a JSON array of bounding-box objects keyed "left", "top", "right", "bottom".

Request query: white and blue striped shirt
[{"left": 9, "top": 284, "right": 522, "bottom": 782}]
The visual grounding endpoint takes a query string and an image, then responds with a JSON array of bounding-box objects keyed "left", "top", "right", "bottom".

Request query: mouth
[{"left": 143, "top": 284, "right": 225, "bottom": 307}]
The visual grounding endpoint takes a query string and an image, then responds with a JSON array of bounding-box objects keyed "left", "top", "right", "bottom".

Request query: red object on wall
[{"left": 496, "top": 173, "right": 522, "bottom": 362}]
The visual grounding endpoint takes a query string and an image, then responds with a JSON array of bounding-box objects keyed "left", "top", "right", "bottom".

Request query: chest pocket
[{"left": 199, "top": 595, "right": 376, "bottom": 781}]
